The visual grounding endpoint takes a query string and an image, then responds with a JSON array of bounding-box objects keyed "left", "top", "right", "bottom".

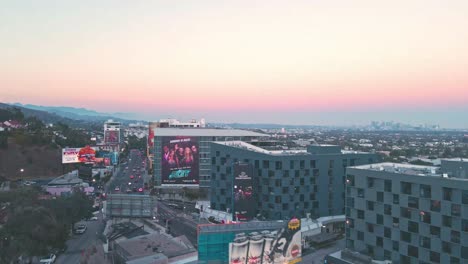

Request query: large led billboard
[
  {"left": 62, "top": 146, "right": 97, "bottom": 164},
  {"left": 104, "top": 130, "right": 120, "bottom": 144},
  {"left": 233, "top": 163, "right": 255, "bottom": 221},
  {"left": 161, "top": 137, "right": 199, "bottom": 185},
  {"left": 229, "top": 218, "right": 302, "bottom": 264}
]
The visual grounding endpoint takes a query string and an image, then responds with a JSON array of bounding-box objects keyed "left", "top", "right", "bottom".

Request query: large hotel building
[{"left": 333, "top": 159, "right": 468, "bottom": 263}]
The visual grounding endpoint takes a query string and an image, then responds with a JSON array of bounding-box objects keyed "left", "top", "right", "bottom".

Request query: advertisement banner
[
  {"left": 161, "top": 137, "right": 199, "bottom": 185},
  {"left": 233, "top": 163, "right": 255, "bottom": 221},
  {"left": 104, "top": 130, "right": 120, "bottom": 144},
  {"left": 62, "top": 146, "right": 97, "bottom": 164},
  {"left": 229, "top": 218, "right": 302, "bottom": 264}
]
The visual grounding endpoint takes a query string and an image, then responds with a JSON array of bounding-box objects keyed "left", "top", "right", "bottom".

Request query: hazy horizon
[{"left": 1, "top": 1, "right": 468, "bottom": 128}]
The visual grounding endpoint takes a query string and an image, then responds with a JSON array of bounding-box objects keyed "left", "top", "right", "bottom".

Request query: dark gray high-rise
[
  {"left": 344, "top": 161, "right": 468, "bottom": 263},
  {"left": 210, "top": 141, "right": 379, "bottom": 220}
]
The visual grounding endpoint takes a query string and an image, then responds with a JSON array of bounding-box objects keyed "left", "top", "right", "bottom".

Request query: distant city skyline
[{"left": 1, "top": 1, "right": 468, "bottom": 128}]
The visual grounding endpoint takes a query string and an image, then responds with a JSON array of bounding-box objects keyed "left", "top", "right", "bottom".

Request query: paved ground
[
  {"left": 109, "top": 150, "right": 147, "bottom": 195},
  {"left": 301, "top": 238, "right": 345, "bottom": 264},
  {"left": 55, "top": 217, "right": 104, "bottom": 264}
]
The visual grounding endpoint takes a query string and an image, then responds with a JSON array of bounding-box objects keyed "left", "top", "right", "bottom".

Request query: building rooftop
[
  {"left": 116, "top": 233, "right": 195, "bottom": 260},
  {"left": 442, "top": 158, "right": 468, "bottom": 163},
  {"left": 351, "top": 162, "right": 442, "bottom": 177},
  {"left": 214, "top": 141, "right": 308, "bottom": 156},
  {"left": 48, "top": 170, "right": 83, "bottom": 186},
  {"left": 153, "top": 128, "right": 267, "bottom": 137}
]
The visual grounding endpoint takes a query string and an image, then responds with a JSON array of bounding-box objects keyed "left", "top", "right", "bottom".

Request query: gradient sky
[{"left": 1, "top": 1, "right": 468, "bottom": 127}]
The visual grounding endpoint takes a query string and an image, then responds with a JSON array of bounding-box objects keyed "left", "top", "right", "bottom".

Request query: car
[
  {"left": 114, "top": 187, "right": 120, "bottom": 192},
  {"left": 74, "top": 224, "right": 87, "bottom": 234},
  {"left": 130, "top": 175, "right": 134, "bottom": 179},
  {"left": 138, "top": 187, "right": 143, "bottom": 192},
  {"left": 39, "top": 253, "right": 56, "bottom": 264},
  {"left": 88, "top": 216, "right": 98, "bottom": 221},
  {"left": 132, "top": 187, "right": 137, "bottom": 192}
]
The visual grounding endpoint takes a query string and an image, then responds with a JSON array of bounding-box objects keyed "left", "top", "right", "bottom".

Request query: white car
[
  {"left": 89, "top": 216, "right": 98, "bottom": 221},
  {"left": 114, "top": 186, "right": 120, "bottom": 192},
  {"left": 39, "top": 254, "right": 56, "bottom": 264}
]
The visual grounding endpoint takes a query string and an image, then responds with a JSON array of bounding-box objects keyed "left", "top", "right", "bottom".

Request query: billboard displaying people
[
  {"left": 104, "top": 130, "right": 120, "bottom": 144},
  {"left": 233, "top": 163, "right": 255, "bottom": 221},
  {"left": 161, "top": 137, "right": 199, "bottom": 185},
  {"left": 229, "top": 218, "right": 302, "bottom": 264}
]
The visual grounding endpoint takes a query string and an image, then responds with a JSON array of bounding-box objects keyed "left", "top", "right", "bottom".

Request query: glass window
[
  {"left": 443, "top": 215, "right": 452, "bottom": 228},
  {"left": 408, "top": 245, "right": 418, "bottom": 258},
  {"left": 377, "top": 192, "right": 384, "bottom": 202},
  {"left": 408, "top": 221, "right": 419, "bottom": 233},
  {"left": 357, "top": 231, "right": 364, "bottom": 241},
  {"left": 367, "top": 177, "right": 375, "bottom": 188},
  {"left": 392, "top": 241, "right": 399, "bottom": 251},
  {"left": 393, "top": 194, "right": 399, "bottom": 205},
  {"left": 367, "top": 223, "right": 374, "bottom": 233},
  {"left": 376, "top": 237, "right": 383, "bottom": 247},
  {"left": 408, "top": 197, "right": 419, "bottom": 209},
  {"left": 401, "top": 207, "right": 411, "bottom": 218},
  {"left": 443, "top": 187, "right": 452, "bottom": 201},
  {"left": 430, "top": 225, "right": 440, "bottom": 236},
  {"left": 430, "top": 251, "right": 440, "bottom": 263},
  {"left": 420, "top": 184, "right": 431, "bottom": 198},
  {"left": 384, "top": 227, "right": 391, "bottom": 238},
  {"left": 401, "top": 181, "right": 412, "bottom": 195},
  {"left": 367, "top": 201, "right": 374, "bottom": 211},
  {"left": 393, "top": 217, "right": 399, "bottom": 228},
  {"left": 384, "top": 180, "right": 392, "bottom": 192},
  {"left": 357, "top": 188, "right": 365, "bottom": 198},
  {"left": 463, "top": 219, "right": 468, "bottom": 232},
  {"left": 442, "top": 241, "right": 451, "bottom": 253},
  {"left": 377, "top": 214, "right": 383, "bottom": 225},
  {"left": 384, "top": 204, "right": 392, "bottom": 215},
  {"left": 451, "top": 230, "right": 460, "bottom": 244},
  {"left": 419, "top": 236, "right": 430, "bottom": 248},
  {"left": 357, "top": 210, "right": 364, "bottom": 219},
  {"left": 462, "top": 246, "right": 468, "bottom": 260},
  {"left": 430, "top": 200, "right": 441, "bottom": 212},
  {"left": 452, "top": 204, "right": 461, "bottom": 217},
  {"left": 420, "top": 211, "right": 431, "bottom": 224},
  {"left": 400, "top": 231, "right": 411, "bottom": 242},
  {"left": 463, "top": 190, "right": 468, "bottom": 204}
]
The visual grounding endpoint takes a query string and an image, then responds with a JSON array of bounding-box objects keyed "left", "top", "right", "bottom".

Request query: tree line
[{"left": 0, "top": 187, "right": 93, "bottom": 263}]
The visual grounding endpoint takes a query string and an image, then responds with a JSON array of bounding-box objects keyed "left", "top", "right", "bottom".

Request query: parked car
[
  {"left": 39, "top": 254, "right": 56, "bottom": 264},
  {"left": 74, "top": 224, "right": 87, "bottom": 234}
]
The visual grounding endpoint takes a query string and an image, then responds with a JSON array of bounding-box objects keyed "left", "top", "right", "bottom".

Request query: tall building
[
  {"left": 150, "top": 128, "right": 266, "bottom": 198},
  {"left": 210, "top": 142, "right": 379, "bottom": 220},
  {"left": 103, "top": 120, "right": 122, "bottom": 145},
  {"left": 342, "top": 162, "right": 468, "bottom": 263}
]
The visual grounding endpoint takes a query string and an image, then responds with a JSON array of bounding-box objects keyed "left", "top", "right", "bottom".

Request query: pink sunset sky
[{"left": 1, "top": 1, "right": 468, "bottom": 127}]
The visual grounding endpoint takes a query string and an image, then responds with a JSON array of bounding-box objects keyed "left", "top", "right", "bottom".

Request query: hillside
[
  {"left": 0, "top": 137, "right": 62, "bottom": 180},
  {"left": 10, "top": 103, "right": 141, "bottom": 123}
]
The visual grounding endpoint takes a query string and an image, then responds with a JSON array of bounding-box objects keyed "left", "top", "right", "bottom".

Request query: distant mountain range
[{"left": 9, "top": 103, "right": 141, "bottom": 123}]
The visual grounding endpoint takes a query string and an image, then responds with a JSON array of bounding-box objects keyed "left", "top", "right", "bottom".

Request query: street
[
  {"left": 56, "top": 150, "right": 146, "bottom": 264},
  {"left": 55, "top": 217, "right": 103, "bottom": 264},
  {"left": 108, "top": 150, "right": 147, "bottom": 195}
]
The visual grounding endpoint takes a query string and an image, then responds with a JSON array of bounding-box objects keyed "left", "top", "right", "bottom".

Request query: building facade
[
  {"left": 345, "top": 162, "right": 468, "bottom": 263},
  {"left": 210, "top": 141, "right": 379, "bottom": 220},
  {"left": 151, "top": 128, "right": 266, "bottom": 197}
]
